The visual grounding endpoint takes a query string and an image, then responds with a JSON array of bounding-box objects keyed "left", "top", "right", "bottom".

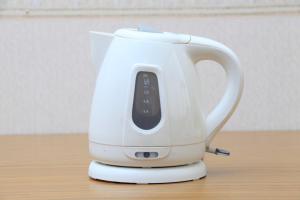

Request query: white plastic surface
[
  {"left": 187, "top": 36, "right": 244, "bottom": 146},
  {"left": 88, "top": 28, "right": 243, "bottom": 176},
  {"left": 114, "top": 28, "right": 191, "bottom": 44},
  {"left": 89, "top": 34, "right": 206, "bottom": 149},
  {"left": 89, "top": 160, "right": 207, "bottom": 184},
  {"left": 89, "top": 142, "right": 205, "bottom": 167},
  {"left": 90, "top": 31, "right": 113, "bottom": 72}
]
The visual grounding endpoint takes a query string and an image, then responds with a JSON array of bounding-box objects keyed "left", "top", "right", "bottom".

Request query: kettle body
[{"left": 89, "top": 28, "right": 243, "bottom": 168}]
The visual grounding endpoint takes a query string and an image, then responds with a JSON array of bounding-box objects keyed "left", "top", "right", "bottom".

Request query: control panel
[{"left": 132, "top": 71, "right": 161, "bottom": 130}]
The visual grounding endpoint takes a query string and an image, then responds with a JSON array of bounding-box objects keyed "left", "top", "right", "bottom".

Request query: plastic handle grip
[{"left": 186, "top": 36, "right": 243, "bottom": 147}]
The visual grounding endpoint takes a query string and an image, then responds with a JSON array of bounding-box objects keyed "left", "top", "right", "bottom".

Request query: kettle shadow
[
  {"left": 87, "top": 168, "right": 244, "bottom": 199},
  {"left": 87, "top": 167, "right": 247, "bottom": 199},
  {"left": 88, "top": 175, "right": 206, "bottom": 186}
]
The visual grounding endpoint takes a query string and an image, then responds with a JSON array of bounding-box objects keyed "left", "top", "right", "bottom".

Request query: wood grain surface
[{"left": 0, "top": 132, "right": 300, "bottom": 200}]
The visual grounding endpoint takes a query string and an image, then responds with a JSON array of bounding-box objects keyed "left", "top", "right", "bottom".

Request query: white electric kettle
[{"left": 88, "top": 27, "right": 243, "bottom": 184}]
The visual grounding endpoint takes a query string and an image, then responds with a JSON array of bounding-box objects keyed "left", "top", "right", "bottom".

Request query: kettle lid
[{"left": 114, "top": 27, "right": 191, "bottom": 44}]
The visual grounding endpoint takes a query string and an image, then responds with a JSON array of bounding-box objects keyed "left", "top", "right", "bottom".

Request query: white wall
[{"left": 0, "top": 1, "right": 300, "bottom": 134}]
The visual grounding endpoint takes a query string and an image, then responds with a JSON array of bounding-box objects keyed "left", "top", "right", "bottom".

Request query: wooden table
[{"left": 1, "top": 131, "right": 300, "bottom": 200}]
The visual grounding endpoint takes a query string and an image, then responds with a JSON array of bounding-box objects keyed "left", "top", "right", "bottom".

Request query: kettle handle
[{"left": 186, "top": 36, "right": 243, "bottom": 148}]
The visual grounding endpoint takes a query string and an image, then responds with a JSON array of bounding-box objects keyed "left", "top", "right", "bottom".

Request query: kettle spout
[{"left": 90, "top": 31, "right": 114, "bottom": 72}]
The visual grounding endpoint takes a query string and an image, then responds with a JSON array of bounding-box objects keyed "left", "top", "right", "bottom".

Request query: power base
[{"left": 88, "top": 160, "right": 207, "bottom": 184}]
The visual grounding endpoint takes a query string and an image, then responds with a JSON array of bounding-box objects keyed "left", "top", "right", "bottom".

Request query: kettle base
[{"left": 88, "top": 160, "right": 207, "bottom": 184}]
